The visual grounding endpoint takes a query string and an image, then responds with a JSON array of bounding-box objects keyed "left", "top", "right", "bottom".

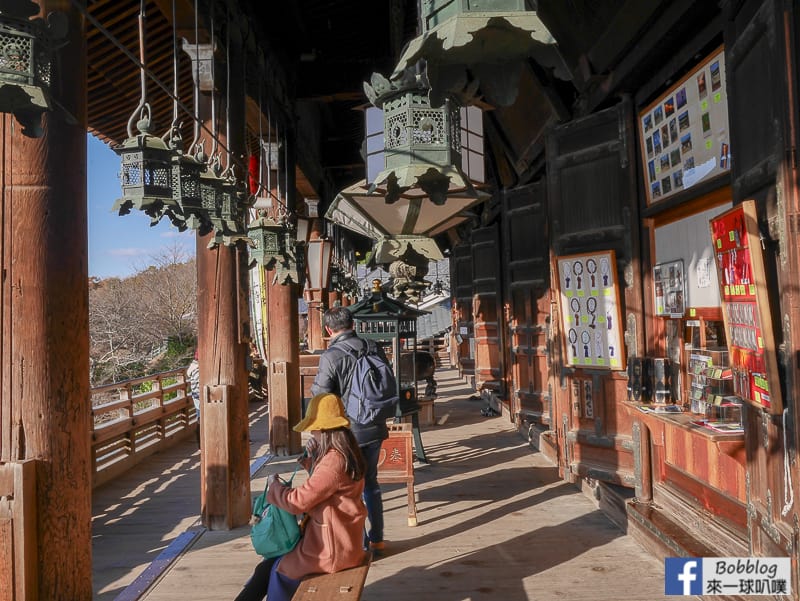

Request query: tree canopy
[{"left": 89, "top": 245, "right": 197, "bottom": 386}]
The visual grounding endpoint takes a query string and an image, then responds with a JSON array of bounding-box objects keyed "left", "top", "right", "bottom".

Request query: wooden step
[{"left": 627, "top": 499, "right": 719, "bottom": 559}]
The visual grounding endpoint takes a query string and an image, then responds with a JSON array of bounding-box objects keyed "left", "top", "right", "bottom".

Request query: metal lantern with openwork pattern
[
  {"left": 247, "top": 213, "right": 286, "bottom": 269},
  {"left": 196, "top": 154, "right": 224, "bottom": 233},
  {"left": 113, "top": 104, "right": 176, "bottom": 218},
  {"left": 165, "top": 126, "right": 204, "bottom": 232},
  {"left": 0, "top": 0, "right": 66, "bottom": 137},
  {"left": 394, "top": 0, "right": 567, "bottom": 107}
]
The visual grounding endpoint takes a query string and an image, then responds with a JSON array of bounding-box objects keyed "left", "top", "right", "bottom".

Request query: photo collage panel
[{"left": 639, "top": 47, "right": 730, "bottom": 205}]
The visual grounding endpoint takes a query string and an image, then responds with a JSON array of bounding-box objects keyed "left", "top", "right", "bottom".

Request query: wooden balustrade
[{"left": 91, "top": 368, "right": 196, "bottom": 488}]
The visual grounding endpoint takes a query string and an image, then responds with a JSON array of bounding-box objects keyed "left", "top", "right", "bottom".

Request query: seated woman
[{"left": 235, "top": 392, "right": 368, "bottom": 601}]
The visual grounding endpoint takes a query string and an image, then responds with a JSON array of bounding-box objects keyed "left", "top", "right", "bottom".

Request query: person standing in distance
[
  {"left": 310, "top": 306, "right": 388, "bottom": 554},
  {"left": 187, "top": 350, "right": 201, "bottom": 447}
]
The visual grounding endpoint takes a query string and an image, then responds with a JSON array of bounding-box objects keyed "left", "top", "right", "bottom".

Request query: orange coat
[{"left": 267, "top": 449, "right": 368, "bottom": 580}]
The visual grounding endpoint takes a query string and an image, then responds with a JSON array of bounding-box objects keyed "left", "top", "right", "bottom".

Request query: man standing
[{"left": 310, "top": 306, "right": 388, "bottom": 554}]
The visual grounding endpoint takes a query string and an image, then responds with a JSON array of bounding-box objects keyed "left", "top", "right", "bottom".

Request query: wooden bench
[{"left": 291, "top": 555, "right": 371, "bottom": 601}]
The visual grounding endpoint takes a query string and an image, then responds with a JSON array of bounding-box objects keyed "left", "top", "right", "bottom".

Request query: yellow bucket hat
[{"left": 293, "top": 393, "right": 351, "bottom": 432}]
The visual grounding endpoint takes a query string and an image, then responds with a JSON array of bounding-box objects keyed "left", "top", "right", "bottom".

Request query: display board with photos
[
  {"left": 557, "top": 251, "right": 626, "bottom": 371},
  {"left": 654, "top": 259, "right": 685, "bottom": 317},
  {"left": 709, "top": 200, "right": 783, "bottom": 414},
  {"left": 638, "top": 46, "right": 730, "bottom": 205}
]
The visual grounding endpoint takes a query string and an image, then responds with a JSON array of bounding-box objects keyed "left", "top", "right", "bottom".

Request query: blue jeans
[
  {"left": 361, "top": 440, "right": 384, "bottom": 544},
  {"left": 234, "top": 556, "right": 300, "bottom": 601}
]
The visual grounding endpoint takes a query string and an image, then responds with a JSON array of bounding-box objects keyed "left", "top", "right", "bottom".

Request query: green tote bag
[{"left": 250, "top": 466, "right": 301, "bottom": 559}]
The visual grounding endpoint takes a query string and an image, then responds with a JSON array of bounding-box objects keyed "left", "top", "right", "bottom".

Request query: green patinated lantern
[
  {"left": 113, "top": 104, "right": 176, "bottom": 219},
  {"left": 196, "top": 154, "right": 224, "bottom": 235},
  {"left": 247, "top": 212, "right": 286, "bottom": 269},
  {"left": 394, "top": 0, "right": 568, "bottom": 107},
  {"left": 219, "top": 172, "right": 246, "bottom": 232},
  {"left": 165, "top": 126, "right": 204, "bottom": 232},
  {"left": 206, "top": 170, "right": 248, "bottom": 246},
  {"left": 326, "top": 73, "right": 487, "bottom": 244},
  {"left": 0, "top": 0, "right": 66, "bottom": 137}
]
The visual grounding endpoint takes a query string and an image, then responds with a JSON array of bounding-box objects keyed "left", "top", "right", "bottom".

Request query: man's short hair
[{"left": 324, "top": 306, "right": 353, "bottom": 333}]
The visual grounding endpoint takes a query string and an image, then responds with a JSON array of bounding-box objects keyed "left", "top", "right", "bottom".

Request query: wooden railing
[{"left": 91, "top": 368, "right": 196, "bottom": 488}]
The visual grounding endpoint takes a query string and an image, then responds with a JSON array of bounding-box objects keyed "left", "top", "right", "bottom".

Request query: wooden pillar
[
  {"left": 193, "top": 39, "right": 250, "bottom": 530},
  {"left": 0, "top": 2, "right": 91, "bottom": 598},
  {"left": 305, "top": 220, "right": 326, "bottom": 353},
  {"left": 306, "top": 290, "right": 326, "bottom": 352},
  {"left": 265, "top": 131, "right": 302, "bottom": 454},
  {"left": 327, "top": 289, "right": 341, "bottom": 308}
]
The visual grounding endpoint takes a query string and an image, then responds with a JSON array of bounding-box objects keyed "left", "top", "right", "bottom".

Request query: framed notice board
[
  {"left": 557, "top": 251, "right": 625, "bottom": 371},
  {"left": 638, "top": 46, "right": 731, "bottom": 205},
  {"left": 709, "top": 200, "right": 782, "bottom": 413},
  {"left": 653, "top": 259, "right": 685, "bottom": 317}
]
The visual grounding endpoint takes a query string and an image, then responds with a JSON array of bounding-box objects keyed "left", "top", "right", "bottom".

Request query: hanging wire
[
  {"left": 189, "top": 0, "right": 200, "bottom": 152},
  {"left": 170, "top": 0, "right": 179, "bottom": 128},
  {"left": 266, "top": 103, "right": 272, "bottom": 199},
  {"left": 209, "top": 2, "right": 218, "bottom": 158},
  {"left": 68, "top": 0, "right": 247, "bottom": 167},
  {"left": 223, "top": 1, "right": 233, "bottom": 174},
  {"left": 72, "top": 0, "right": 297, "bottom": 211},
  {"left": 125, "top": 0, "right": 148, "bottom": 137}
]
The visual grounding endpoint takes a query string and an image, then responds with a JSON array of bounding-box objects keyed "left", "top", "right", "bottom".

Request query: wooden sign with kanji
[{"left": 377, "top": 423, "right": 417, "bottom": 526}]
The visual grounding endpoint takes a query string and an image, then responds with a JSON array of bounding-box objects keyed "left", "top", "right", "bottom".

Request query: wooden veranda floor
[{"left": 92, "top": 368, "right": 673, "bottom": 601}]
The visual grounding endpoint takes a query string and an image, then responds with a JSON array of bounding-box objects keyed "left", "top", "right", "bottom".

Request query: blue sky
[{"left": 87, "top": 134, "right": 195, "bottom": 279}]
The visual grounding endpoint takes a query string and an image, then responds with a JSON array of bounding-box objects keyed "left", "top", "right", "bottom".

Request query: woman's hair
[{"left": 315, "top": 428, "right": 366, "bottom": 481}]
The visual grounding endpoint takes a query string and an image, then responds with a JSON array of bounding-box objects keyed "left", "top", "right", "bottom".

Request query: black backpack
[{"left": 344, "top": 339, "right": 399, "bottom": 425}]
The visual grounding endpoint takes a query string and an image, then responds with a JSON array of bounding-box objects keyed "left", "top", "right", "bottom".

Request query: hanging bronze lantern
[
  {"left": 195, "top": 153, "right": 224, "bottom": 237},
  {"left": 162, "top": 125, "right": 204, "bottom": 232},
  {"left": 205, "top": 169, "right": 248, "bottom": 246},
  {"left": 392, "top": 0, "right": 568, "bottom": 107},
  {"left": 327, "top": 72, "right": 487, "bottom": 244},
  {"left": 0, "top": 0, "right": 66, "bottom": 137},
  {"left": 247, "top": 212, "right": 286, "bottom": 269},
  {"left": 113, "top": 104, "right": 176, "bottom": 219},
  {"left": 219, "top": 171, "right": 246, "bottom": 231}
]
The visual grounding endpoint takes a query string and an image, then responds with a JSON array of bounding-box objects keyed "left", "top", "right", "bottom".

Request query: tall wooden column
[
  {"left": 265, "top": 131, "right": 302, "bottom": 455},
  {"left": 0, "top": 2, "right": 91, "bottom": 599},
  {"left": 305, "top": 219, "right": 326, "bottom": 353},
  {"left": 193, "top": 38, "right": 250, "bottom": 529}
]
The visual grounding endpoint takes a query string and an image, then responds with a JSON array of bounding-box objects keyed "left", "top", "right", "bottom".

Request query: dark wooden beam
[{"left": 584, "top": 0, "right": 722, "bottom": 112}]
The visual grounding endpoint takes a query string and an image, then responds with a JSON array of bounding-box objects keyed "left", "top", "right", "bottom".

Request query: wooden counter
[{"left": 623, "top": 402, "right": 746, "bottom": 521}]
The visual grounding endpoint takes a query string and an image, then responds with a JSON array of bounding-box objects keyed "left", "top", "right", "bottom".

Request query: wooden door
[
  {"left": 725, "top": 0, "right": 798, "bottom": 559},
  {"left": 546, "top": 99, "right": 644, "bottom": 488},
  {"left": 471, "top": 224, "right": 504, "bottom": 397},
  {"left": 502, "top": 182, "right": 553, "bottom": 440}
]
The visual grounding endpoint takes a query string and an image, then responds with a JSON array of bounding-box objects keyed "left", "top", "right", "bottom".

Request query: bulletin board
[
  {"left": 653, "top": 259, "right": 685, "bottom": 317},
  {"left": 638, "top": 46, "right": 730, "bottom": 205},
  {"left": 557, "top": 251, "right": 625, "bottom": 371},
  {"left": 709, "top": 200, "right": 782, "bottom": 414}
]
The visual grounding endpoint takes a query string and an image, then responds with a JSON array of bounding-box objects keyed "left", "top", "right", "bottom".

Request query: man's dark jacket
[{"left": 310, "top": 330, "right": 389, "bottom": 446}]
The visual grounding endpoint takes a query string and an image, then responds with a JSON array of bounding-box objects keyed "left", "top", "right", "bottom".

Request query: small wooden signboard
[{"left": 377, "top": 423, "right": 418, "bottom": 526}]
